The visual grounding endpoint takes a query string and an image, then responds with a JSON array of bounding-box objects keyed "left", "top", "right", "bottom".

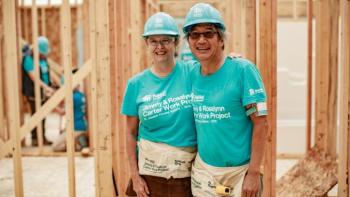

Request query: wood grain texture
[
  {"left": 258, "top": 0, "right": 277, "bottom": 196},
  {"left": 276, "top": 148, "right": 337, "bottom": 197},
  {"left": 314, "top": 0, "right": 339, "bottom": 158},
  {"left": 338, "top": 0, "right": 350, "bottom": 195}
]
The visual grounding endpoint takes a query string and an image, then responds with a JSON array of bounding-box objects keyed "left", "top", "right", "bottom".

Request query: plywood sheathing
[{"left": 276, "top": 148, "right": 337, "bottom": 197}]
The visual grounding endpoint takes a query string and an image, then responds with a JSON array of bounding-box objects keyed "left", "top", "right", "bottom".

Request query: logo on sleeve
[{"left": 249, "top": 88, "right": 264, "bottom": 96}]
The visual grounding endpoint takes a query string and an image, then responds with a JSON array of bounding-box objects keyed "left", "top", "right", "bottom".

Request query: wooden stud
[
  {"left": 338, "top": 0, "right": 350, "bottom": 195},
  {"left": 87, "top": 0, "right": 100, "bottom": 194},
  {"left": 16, "top": 0, "right": 26, "bottom": 137},
  {"left": 32, "top": 0, "right": 44, "bottom": 151},
  {"left": 242, "top": 0, "right": 256, "bottom": 63},
  {"left": 23, "top": 7, "right": 30, "bottom": 42},
  {"left": 130, "top": 0, "right": 143, "bottom": 76},
  {"left": 61, "top": 1, "right": 76, "bottom": 196},
  {"left": 293, "top": 0, "right": 298, "bottom": 19},
  {"left": 258, "top": 0, "right": 277, "bottom": 197},
  {"left": 232, "top": 0, "right": 243, "bottom": 54},
  {"left": 115, "top": 0, "right": 130, "bottom": 194},
  {"left": 0, "top": 1, "right": 4, "bottom": 142},
  {"left": 108, "top": 1, "right": 117, "bottom": 195},
  {"left": 314, "top": 0, "right": 339, "bottom": 158},
  {"left": 82, "top": 0, "right": 94, "bottom": 152},
  {"left": 21, "top": 146, "right": 92, "bottom": 156},
  {"left": 306, "top": 0, "right": 313, "bottom": 152},
  {"left": 2, "top": 0, "right": 24, "bottom": 196},
  {"left": 41, "top": 7, "right": 46, "bottom": 36},
  {"left": 90, "top": 0, "right": 114, "bottom": 196}
]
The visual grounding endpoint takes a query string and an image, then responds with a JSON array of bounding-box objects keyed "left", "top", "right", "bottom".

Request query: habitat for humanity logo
[
  {"left": 142, "top": 91, "right": 166, "bottom": 102},
  {"left": 191, "top": 93, "right": 204, "bottom": 102},
  {"left": 249, "top": 88, "right": 264, "bottom": 96}
]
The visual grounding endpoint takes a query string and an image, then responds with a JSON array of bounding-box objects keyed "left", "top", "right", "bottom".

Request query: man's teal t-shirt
[
  {"left": 23, "top": 55, "right": 50, "bottom": 85},
  {"left": 121, "top": 61, "right": 196, "bottom": 147},
  {"left": 191, "top": 57, "right": 267, "bottom": 167},
  {"left": 73, "top": 90, "right": 87, "bottom": 131}
]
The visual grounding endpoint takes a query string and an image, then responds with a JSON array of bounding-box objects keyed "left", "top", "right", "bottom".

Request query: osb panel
[
  {"left": 276, "top": 148, "right": 337, "bottom": 197},
  {"left": 19, "top": 6, "right": 79, "bottom": 67}
]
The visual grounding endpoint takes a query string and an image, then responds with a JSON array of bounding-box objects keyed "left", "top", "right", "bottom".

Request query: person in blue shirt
[
  {"left": 52, "top": 69, "right": 88, "bottom": 152},
  {"left": 121, "top": 12, "right": 196, "bottom": 197},
  {"left": 183, "top": 3, "right": 268, "bottom": 197},
  {"left": 22, "top": 36, "right": 55, "bottom": 146}
]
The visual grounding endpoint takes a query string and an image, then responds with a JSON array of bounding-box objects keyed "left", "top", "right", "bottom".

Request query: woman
[{"left": 121, "top": 12, "right": 196, "bottom": 197}]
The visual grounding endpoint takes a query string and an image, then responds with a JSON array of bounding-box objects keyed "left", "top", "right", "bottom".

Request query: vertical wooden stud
[
  {"left": 90, "top": 0, "right": 114, "bottom": 196},
  {"left": 130, "top": 0, "right": 143, "bottom": 76},
  {"left": 258, "top": 0, "right": 277, "bottom": 196},
  {"left": 314, "top": 0, "right": 339, "bottom": 158},
  {"left": 338, "top": 0, "right": 350, "bottom": 195},
  {"left": 41, "top": 7, "right": 46, "bottom": 36},
  {"left": 32, "top": 0, "right": 44, "bottom": 151},
  {"left": 61, "top": 0, "right": 76, "bottom": 196},
  {"left": 0, "top": 0, "right": 4, "bottom": 142},
  {"left": 3, "top": 0, "right": 24, "bottom": 196},
  {"left": 242, "top": 0, "right": 256, "bottom": 63},
  {"left": 306, "top": 0, "right": 313, "bottom": 152}
]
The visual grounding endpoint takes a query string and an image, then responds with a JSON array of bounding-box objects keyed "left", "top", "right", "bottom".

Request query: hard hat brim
[
  {"left": 142, "top": 30, "right": 179, "bottom": 37},
  {"left": 183, "top": 19, "right": 226, "bottom": 33}
]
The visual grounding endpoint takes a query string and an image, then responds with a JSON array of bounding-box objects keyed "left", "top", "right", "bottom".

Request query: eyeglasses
[
  {"left": 147, "top": 39, "right": 174, "bottom": 47},
  {"left": 188, "top": 31, "right": 218, "bottom": 40}
]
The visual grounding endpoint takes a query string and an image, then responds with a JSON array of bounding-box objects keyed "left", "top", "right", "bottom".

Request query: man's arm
[
  {"left": 242, "top": 103, "right": 268, "bottom": 197},
  {"left": 27, "top": 71, "right": 55, "bottom": 96}
]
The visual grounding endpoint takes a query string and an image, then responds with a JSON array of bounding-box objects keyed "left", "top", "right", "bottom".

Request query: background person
[{"left": 22, "top": 36, "right": 55, "bottom": 146}]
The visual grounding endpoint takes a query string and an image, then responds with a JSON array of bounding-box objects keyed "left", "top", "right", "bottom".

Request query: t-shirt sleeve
[
  {"left": 241, "top": 63, "right": 267, "bottom": 106},
  {"left": 121, "top": 80, "right": 138, "bottom": 116},
  {"left": 23, "top": 56, "right": 34, "bottom": 73}
]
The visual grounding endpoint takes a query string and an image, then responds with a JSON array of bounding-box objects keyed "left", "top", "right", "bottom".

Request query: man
[
  {"left": 22, "top": 36, "right": 55, "bottom": 146},
  {"left": 184, "top": 3, "right": 268, "bottom": 197}
]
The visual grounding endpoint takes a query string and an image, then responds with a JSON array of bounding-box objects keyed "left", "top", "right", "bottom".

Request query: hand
[
  {"left": 241, "top": 172, "right": 260, "bottom": 197},
  {"left": 54, "top": 107, "right": 65, "bottom": 115},
  {"left": 45, "top": 87, "right": 55, "bottom": 97},
  {"left": 228, "top": 52, "right": 243, "bottom": 58},
  {"left": 132, "top": 174, "right": 150, "bottom": 197}
]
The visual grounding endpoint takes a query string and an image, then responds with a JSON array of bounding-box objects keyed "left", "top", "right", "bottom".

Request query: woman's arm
[{"left": 126, "top": 116, "right": 150, "bottom": 197}]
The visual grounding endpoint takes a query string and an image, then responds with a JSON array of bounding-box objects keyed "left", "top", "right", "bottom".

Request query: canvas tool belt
[
  {"left": 191, "top": 155, "right": 249, "bottom": 197},
  {"left": 138, "top": 138, "right": 196, "bottom": 179}
]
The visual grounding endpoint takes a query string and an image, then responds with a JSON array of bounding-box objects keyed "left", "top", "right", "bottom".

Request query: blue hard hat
[
  {"left": 183, "top": 3, "right": 225, "bottom": 33},
  {"left": 143, "top": 12, "right": 179, "bottom": 37},
  {"left": 38, "top": 36, "right": 50, "bottom": 56}
]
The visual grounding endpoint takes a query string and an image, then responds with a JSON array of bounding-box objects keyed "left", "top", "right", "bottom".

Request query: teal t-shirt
[
  {"left": 121, "top": 61, "right": 196, "bottom": 147},
  {"left": 191, "top": 57, "right": 267, "bottom": 167},
  {"left": 73, "top": 90, "right": 87, "bottom": 131},
  {"left": 23, "top": 55, "right": 50, "bottom": 85}
]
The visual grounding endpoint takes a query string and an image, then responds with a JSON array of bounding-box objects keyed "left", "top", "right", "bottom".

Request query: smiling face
[
  {"left": 146, "top": 35, "right": 177, "bottom": 64},
  {"left": 187, "top": 24, "right": 224, "bottom": 62}
]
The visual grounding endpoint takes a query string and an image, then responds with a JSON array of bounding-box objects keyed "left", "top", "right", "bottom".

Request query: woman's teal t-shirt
[
  {"left": 190, "top": 57, "right": 267, "bottom": 167},
  {"left": 121, "top": 61, "right": 196, "bottom": 147}
]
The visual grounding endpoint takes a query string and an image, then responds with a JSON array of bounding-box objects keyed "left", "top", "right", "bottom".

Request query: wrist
[{"left": 247, "top": 168, "right": 260, "bottom": 176}]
